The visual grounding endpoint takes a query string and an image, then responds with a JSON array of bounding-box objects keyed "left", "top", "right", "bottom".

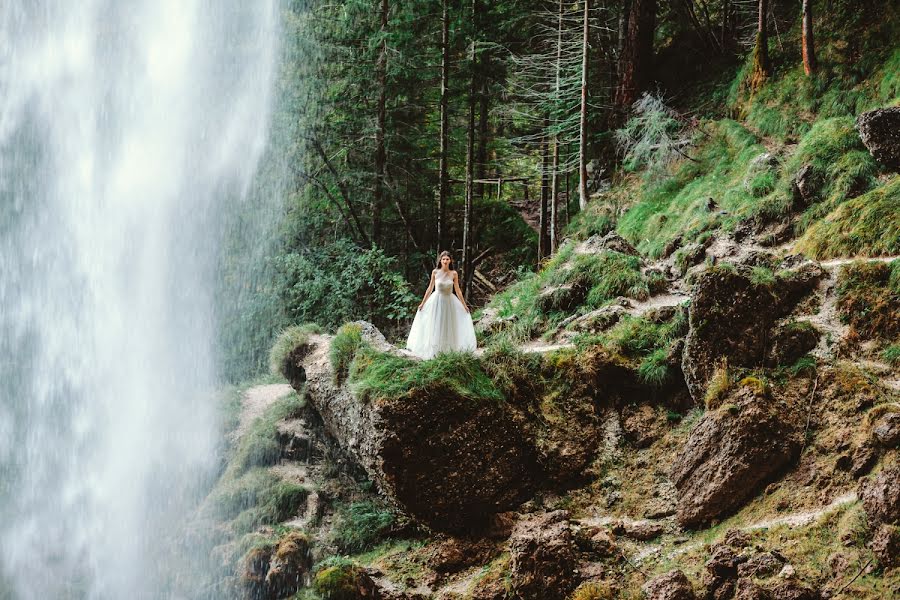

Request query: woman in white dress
[{"left": 405, "top": 251, "right": 477, "bottom": 359}]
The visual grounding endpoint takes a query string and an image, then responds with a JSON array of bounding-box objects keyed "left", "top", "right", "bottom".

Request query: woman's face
[{"left": 441, "top": 256, "right": 451, "bottom": 268}]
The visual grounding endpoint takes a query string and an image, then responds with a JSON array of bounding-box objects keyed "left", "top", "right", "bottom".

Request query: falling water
[{"left": 0, "top": 1, "right": 280, "bottom": 598}]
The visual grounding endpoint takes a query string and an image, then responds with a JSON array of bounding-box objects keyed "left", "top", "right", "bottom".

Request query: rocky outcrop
[
  {"left": 858, "top": 465, "right": 900, "bottom": 525},
  {"left": 857, "top": 107, "right": 900, "bottom": 171},
  {"left": 870, "top": 523, "right": 900, "bottom": 568},
  {"left": 670, "top": 385, "right": 802, "bottom": 527},
  {"left": 264, "top": 532, "right": 312, "bottom": 597},
  {"left": 873, "top": 412, "right": 900, "bottom": 448},
  {"left": 791, "top": 164, "right": 821, "bottom": 207},
  {"left": 577, "top": 230, "right": 639, "bottom": 256},
  {"left": 283, "top": 324, "right": 541, "bottom": 532},
  {"left": 766, "top": 322, "right": 819, "bottom": 368},
  {"left": 702, "top": 544, "right": 748, "bottom": 600},
  {"left": 642, "top": 570, "right": 697, "bottom": 600},
  {"left": 508, "top": 511, "right": 579, "bottom": 600},
  {"left": 239, "top": 532, "right": 311, "bottom": 600},
  {"left": 681, "top": 263, "right": 822, "bottom": 403}
]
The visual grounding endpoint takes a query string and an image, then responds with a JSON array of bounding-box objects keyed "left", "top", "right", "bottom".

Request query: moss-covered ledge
[{"left": 280, "top": 321, "right": 542, "bottom": 533}]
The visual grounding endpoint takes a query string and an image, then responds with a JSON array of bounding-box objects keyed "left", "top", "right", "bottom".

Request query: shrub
[
  {"left": 331, "top": 501, "right": 396, "bottom": 554},
  {"left": 269, "top": 323, "right": 323, "bottom": 376},
  {"left": 273, "top": 239, "right": 417, "bottom": 332},
  {"left": 616, "top": 92, "right": 689, "bottom": 174},
  {"left": 330, "top": 323, "right": 364, "bottom": 384}
]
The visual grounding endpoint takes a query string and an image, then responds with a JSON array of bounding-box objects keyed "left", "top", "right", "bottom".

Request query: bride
[{"left": 405, "top": 251, "right": 477, "bottom": 359}]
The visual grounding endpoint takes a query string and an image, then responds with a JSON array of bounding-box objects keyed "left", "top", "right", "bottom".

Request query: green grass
[
  {"left": 883, "top": 343, "right": 900, "bottom": 366},
  {"left": 229, "top": 390, "right": 306, "bottom": 475},
  {"left": 482, "top": 242, "right": 654, "bottom": 343},
  {"left": 348, "top": 347, "right": 504, "bottom": 405},
  {"left": 616, "top": 120, "right": 766, "bottom": 258},
  {"left": 206, "top": 467, "right": 310, "bottom": 534},
  {"left": 331, "top": 500, "right": 397, "bottom": 554},
  {"left": 330, "top": 322, "right": 364, "bottom": 384},
  {"left": 796, "top": 177, "right": 900, "bottom": 258},
  {"left": 268, "top": 322, "right": 323, "bottom": 376}
]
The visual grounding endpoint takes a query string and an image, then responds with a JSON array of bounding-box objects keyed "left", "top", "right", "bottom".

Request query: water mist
[{"left": 0, "top": 1, "right": 280, "bottom": 597}]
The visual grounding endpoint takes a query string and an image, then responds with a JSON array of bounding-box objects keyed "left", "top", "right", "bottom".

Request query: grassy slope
[
  {"left": 573, "top": 5, "right": 900, "bottom": 262},
  {"left": 211, "top": 5, "right": 900, "bottom": 599}
]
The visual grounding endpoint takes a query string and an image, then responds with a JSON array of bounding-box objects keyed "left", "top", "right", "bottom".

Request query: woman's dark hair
[{"left": 435, "top": 250, "right": 454, "bottom": 269}]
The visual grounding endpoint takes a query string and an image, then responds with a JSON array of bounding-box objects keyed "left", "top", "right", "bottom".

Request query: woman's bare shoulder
[{"left": 451, "top": 270, "right": 459, "bottom": 279}]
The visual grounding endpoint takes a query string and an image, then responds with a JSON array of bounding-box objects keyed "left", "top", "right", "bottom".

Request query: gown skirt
[{"left": 405, "top": 277, "right": 477, "bottom": 360}]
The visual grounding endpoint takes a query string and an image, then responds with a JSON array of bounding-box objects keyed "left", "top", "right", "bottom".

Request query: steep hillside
[{"left": 191, "top": 4, "right": 899, "bottom": 600}]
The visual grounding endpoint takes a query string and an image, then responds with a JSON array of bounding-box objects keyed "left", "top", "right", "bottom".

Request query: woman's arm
[
  {"left": 452, "top": 272, "right": 470, "bottom": 312},
  {"left": 419, "top": 270, "right": 436, "bottom": 311}
]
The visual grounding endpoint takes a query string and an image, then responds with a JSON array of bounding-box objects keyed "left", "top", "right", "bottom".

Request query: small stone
[{"left": 777, "top": 564, "right": 795, "bottom": 579}]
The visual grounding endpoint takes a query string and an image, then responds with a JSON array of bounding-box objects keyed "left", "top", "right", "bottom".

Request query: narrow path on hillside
[
  {"left": 587, "top": 489, "right": 861, "bottom": 565},
  {"left": 232, "top": 383, "right": 294, "bottom": 441}
]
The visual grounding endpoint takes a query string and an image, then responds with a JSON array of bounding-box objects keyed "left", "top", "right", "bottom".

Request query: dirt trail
[
  {"left": 603, "top": 489, "right": 860, "bottom": 565},
  {"left": 232, "top": 383, "right": 294, "bottom": 441}
]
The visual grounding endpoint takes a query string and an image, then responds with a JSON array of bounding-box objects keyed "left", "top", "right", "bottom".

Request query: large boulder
[
  {"left": 857, "top": 107, "right": 900, "bottom": 171},
  {"left": 670, "top": 385, "right": 802, "bottom": 527},
  {"left": 858, "top": 465, "right": 900, "bottom": 526},
  {"left": 508, "top": 511, "right": 579, "bottom": 600},
  {"left": 283, "top": 324, "right": 541, "bottom": 533},
  {"left": 642, "top": 570, "right": 697, "bottom": 600},
  {"left": 682, "top": 263, "right": 822, "bottom": 403}
]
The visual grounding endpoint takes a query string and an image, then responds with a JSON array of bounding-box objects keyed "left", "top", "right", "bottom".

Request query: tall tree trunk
[
  {"left": 750, "top": 0, "right": 770, "bottom": 90},
  {"left": 540, "top": 122, "right": 551, "bottom": 260},
  {"left": 801, "top": 0, "right": 816, "bottom": 76},
  {"left": 437, "top": 0, "right": 450, "bottom": 251},
  {"left": 462, "top": 0, "right": 479, "bottom": 298},
  {"left": 578, "top": 0, "right": 590, "bottom": 211},
  {"left": 720, "top": 0, "right": 730, "bottom": 50},
  {"left": 373, "top": 0, "right": 389, "bottom": 245},
  {"left": 614, "top": 0, "right": 656, "bottom": 114},
  {"left": 476, "top": 59, "right": 490, "bottom": 199},
  {"left": 550, "top": 0, "right": 564, "bottom": 253}
]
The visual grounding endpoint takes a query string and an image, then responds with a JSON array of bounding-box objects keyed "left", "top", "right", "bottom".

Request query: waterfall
[{"left": 0, "top": 1, "right": 280, "bottom": 597}]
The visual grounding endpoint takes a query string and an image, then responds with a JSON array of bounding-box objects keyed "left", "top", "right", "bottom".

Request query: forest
[
  {"left": 199, "top": 0, "right": 899, "bottom": 598},
  {"left": 218, "top": 0, "right": 898, "bottom": 382}
]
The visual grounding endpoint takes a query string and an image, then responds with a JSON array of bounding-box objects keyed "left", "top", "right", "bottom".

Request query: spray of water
[{"left": 0, "top": 1, "right": 280, "bottom": 597}]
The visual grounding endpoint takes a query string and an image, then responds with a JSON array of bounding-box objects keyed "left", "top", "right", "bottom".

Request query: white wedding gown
[{"left": 406, "top": 270, "right": 477, "bottom": 359}]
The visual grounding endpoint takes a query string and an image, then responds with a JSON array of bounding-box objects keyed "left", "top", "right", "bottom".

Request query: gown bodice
[{"left": 435, "top": 272, "right": 453, "bottom": 295}]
